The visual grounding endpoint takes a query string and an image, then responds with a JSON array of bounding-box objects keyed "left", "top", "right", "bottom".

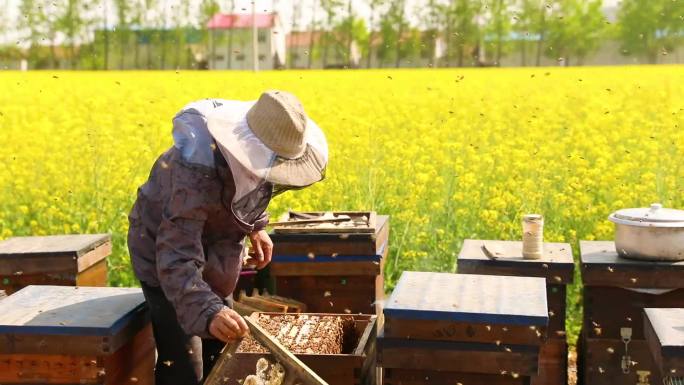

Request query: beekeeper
[{"left": 127, "top": 91, "right": 328, "bottom": 385}]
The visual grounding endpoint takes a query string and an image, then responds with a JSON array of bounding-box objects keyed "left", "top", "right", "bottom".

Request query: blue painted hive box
[
  {"left": 268, "top": 214, "right": 390, "bottom": 315},
  {"left": 0, "top": 285, "right": 153, "bottom": 385},
  {"left": 378, "top": 272, "right": 548, "bottom": 380}
]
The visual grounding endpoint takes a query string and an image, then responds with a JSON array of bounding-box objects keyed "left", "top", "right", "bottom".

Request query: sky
[{"left": 1, "top": 0, "right": 621, "bottom": 45}]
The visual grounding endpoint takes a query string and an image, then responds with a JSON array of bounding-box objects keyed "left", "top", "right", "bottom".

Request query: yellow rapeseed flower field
[{"left": 1, "top": 66, "right": 682, "bottom": 341}]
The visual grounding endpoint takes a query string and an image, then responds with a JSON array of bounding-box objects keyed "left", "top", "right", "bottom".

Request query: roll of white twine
[{"left": 522, "top": 214, "right": 544, "bottom": 260}]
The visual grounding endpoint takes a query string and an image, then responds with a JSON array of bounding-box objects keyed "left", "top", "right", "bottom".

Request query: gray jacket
[{"left": 128, "top": 101, "right": 270, "bottom": 338}]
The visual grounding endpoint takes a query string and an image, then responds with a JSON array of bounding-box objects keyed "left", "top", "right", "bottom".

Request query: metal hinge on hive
[
  {"left": 620, "top": 327, "right": 632, "bottom": 374},
  {"left": 636, "top": 370, "right": 651, "bottom": 385}
]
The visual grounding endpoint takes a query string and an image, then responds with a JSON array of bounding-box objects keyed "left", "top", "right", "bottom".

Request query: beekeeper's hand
[
  {"left": 248, "top": 229, "right": 273, "bottom": 270},
  {"left": 209, "top": 307, "right": 249, "bottom": 342}
]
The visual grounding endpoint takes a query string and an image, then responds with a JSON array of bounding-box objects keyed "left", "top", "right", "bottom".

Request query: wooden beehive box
[
  {"left": 222, "top": 313, "right": 377, "bottom": 385},
  {"left": 0, "top": 285, "right": 153, "bottom": 385},
  {"left": 379, "top": 272, "right": 548, "bottom": 384},
  {"left": 579, "top": 241, "right": 684, "bottom": 385},
  {"left": 270, "top": 215, "right": 389, "bottom": 315},
  {"left": 458, "top": 240, "right": 573, "bottom": 337},
  {"left": 382, "top": 368, "right": 531, "bottom": 385},
  {"left": 457, "top": 240, "right": 573, "bottom": 385},
  {"left": 0, "top": 234, "right": 111, "bottom": 294},
  {"left": 270, "top": 212, "right": 388, "bottom": 257},
  {"left": 644, "top": 308, "right": 684, "bottom": 379}
]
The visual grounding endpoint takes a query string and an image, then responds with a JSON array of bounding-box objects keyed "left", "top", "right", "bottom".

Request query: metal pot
[{"left": 608, "top": 203, "right": 684, "bottom": 261}]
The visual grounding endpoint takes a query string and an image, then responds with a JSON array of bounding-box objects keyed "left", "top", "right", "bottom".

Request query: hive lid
[
  {"left": 609, "top": 204, "right": 684, "bottom": 228},
  {"left": 384, "top": 272, "right": 548, "bottom": 326},
  {"left": 272, "top": 211, "right": 377, "bottom": 234},
  {"left": 0, "top": 285, "right": 145, "bottom": 337},
  {"left": 0, "top": 233, "right": 111, "bottom": 275},
  {"left": 580, "top": 241, "right": 684, "bottom": 288},
  {"left": 644, "top": 308, "right": 684, "bottom": 375},
  {"left": 457, "top": 240, "right": 574, "bottom": 284}
]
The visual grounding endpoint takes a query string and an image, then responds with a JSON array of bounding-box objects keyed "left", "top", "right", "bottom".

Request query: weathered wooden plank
[
  {"left": 270, "top": 216, "right": 389, "bottom": 257},
  {"left": 275, "top": 274, "right": 382, "bottom": 315},
  {"left": 384, "top": 272, "right": 548, "bottom": 326},
  {"left": 383, "top": 368, "right": 529, "bottom": 385},
  {"left": 75, "top": 260, "right": 109, "bottom": 287},
  {"left": 580, "top": 337, "right": 661, "bottom": 385},
  {"left": 0, "top": 302, "right": 149, "bottom": 357},
  {"left": 203, "top": 340, "right": 242, "bottom": 385},
  {"left": 272, "top": 211, "right": 376, "bottom": 234},
  {"left": 0, "top": 238, "right": 111, "bottom": 277},
  {"left": 103, "top": 324, "right": 155, "bottom": 385},
  {"left": 384, "top": 317, "right": 546, "bottom": 346},
  {"left": 0, "top": 259, "right": 112, "bottom": 294},
  {"left": 458, "top": 240, "right": 574, "bottom": 284},
  {"left": 0, "top": 353, "right": 102, "bottom": 384},
  {"left": 0, "top": 234, "right": 111, "bottom": 257},
  {"left": 271, "top": 261, "right": 381, "bottom": 276},
  {"left": 0, "top": 324, "right": 154, "bottom": 385},
  {"left": 377, "top": 337, "right": 540, "bottom": 375},
  {"left": 0, "top": 286, "right": 144, "bottom": 336},
  {"left": 238, "top": 292, "right": 289, "bottom": 313},
  {"left": 76, "top": 241, "right": 112, "bottom": 272},
  {"left": 644, "top": 308, "right": 684, "bottom": 377},
  {"left": 583, "top": 287, "right": 684, "bottom": 340},
  {"left": 580, "top": 241, "right": 684, "bottom": 288},
  {"left": 546, "top": 285, "right": 567, "bottom": 335},
  {"left": 260, "top": 294, "right": 307, "bottom": 313},
  {"left": 531, "top": 339, "right": 568, "bottom": 385}
]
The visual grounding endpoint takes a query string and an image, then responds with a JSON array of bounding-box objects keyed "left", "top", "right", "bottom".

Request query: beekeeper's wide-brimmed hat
[{"left": 206, "top": 91, "right": 328, "bottom": 187}]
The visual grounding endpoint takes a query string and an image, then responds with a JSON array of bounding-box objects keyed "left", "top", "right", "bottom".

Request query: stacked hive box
[
  {"left": 378, "top": 271, "right": 549, "bottom": 385},
  {"left": 0, "top": 285, "right": 153, "bottom": 385},
  {"left": 457, "top": 239, "right": 574, "bottom": 385},
  {"left": 579, "top": 241, "right": 684, "bottom": 385},
  {"left": 269, "top": 214, "right": 389, "bottom": 315},
  {"left": 0, "top": 234, "right": 111, "bottom": 294},
  {"left": 223, "top": 313, "right": 377, "bottom": 385},
  {"left": 644, "top": 308, "right": 684, "bottom": 385}
]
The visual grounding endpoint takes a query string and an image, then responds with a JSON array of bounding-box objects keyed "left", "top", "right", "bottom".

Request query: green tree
[
  {"left": 143, "top": 0, "right": 157, "bottom": 69},
  {"left": 320, "top": 0, "right": 343, "bottom": 68},
  {"left": 487, "top": 0, "right": 512, "bottom": 65},
  {"left": 0, "top": 0, "right": 11, "bottom": 49},
  {"left": 366, "top": 0, "right": 386, "bottom": 68},
  {"left": 333, "top": 16, "right": 369, "bottom": 67},
  {"left": 545, "top": 0, "right": 605, "bottom": 66},
  {"left": 114, "top": 0, "right": 131, "bottom": 69},
  {"left": 172, "top": 0, "right": 191, "bottom": 69},
  {"left": 514, "top": 0, "right": 549, "bottom": 66},
  {"left": 159, "top": 0, "right": 169, "bottom": 69},
  {"left": 78, "top": 0, "right": 101, "bottom": 69},
  {"left": 56, "top": 0, "right": 84, "bottom": 68},
  {"left": 377, "top": 0, "right": 409, "bottom": 67},
  {"left": 129, "top": 0, "right": 146, "bottom": 69},
  {"left": 199, "top": 0, "right": 219, "bottom": 68},
  {"left": 617, "top": 0, "right": 684, "bottom": 64},
  {"left": 447, "top": 0, "right": 482, "bottom": 67},
  {"left": 418, "top": 0, "right": 444, "bottom": 67},
  {"left": 308, "top": 0, "right": 319, "bottom": 69},
  {"left": 18, "top": 0, "right": 42, "bottom": 67},
  {"left": 289, "top": 0, "right": 301, "bottom": 68}
]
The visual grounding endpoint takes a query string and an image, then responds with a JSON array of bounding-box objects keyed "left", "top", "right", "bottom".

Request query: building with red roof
[{"left": 206, "top": 13, "right": 285, "bottom": 70}]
